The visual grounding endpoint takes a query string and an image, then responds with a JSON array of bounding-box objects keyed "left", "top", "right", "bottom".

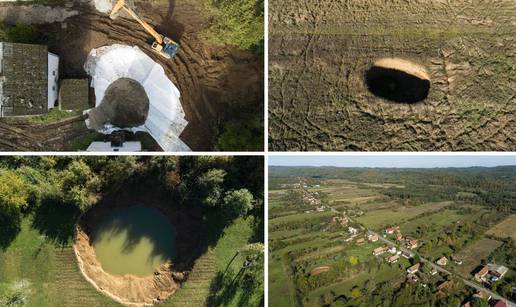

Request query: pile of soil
[{"left": 89, "top": 78, "right": 150, "bottom": 129}]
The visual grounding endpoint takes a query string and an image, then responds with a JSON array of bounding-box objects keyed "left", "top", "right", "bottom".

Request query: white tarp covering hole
[{"left": 84, "top": 44, "right": 190, "bottom": 151}]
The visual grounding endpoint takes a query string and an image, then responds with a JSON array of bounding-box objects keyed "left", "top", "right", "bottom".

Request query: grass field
[
  {"left": 355, "top": 202, "right": 452, "bottom": 229},
  {"left": 486, "top": 214, "right": 516, "bottom": 241},
  {"left": 455, "top": 238, "right": 503, "bottom": 277},
  {"left": 0, "top": 217, "right": 119, "bottom": 307},
  {"left": 0, "top": 216, "right": 262, "bottom": 307}
]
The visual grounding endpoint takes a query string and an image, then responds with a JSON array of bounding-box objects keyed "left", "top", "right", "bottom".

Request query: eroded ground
[
  {"left": 269, "top": 0, "right": 516, "bottom": 151},
  {"left": 0, "top": 0, "right": 263, "bottom": 151}
]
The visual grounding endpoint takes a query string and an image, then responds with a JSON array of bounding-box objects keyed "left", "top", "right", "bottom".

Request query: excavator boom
[{"left": 109, "top": 0, "right": 179, "bottom": 59}]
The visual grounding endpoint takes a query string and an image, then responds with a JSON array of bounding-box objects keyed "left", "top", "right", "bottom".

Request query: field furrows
[
  {"left": 50, "top": 249, "right": 116, "bottom": 307},
  {"left": 165, "top": 252, "right": 217, "bottom": 307}
]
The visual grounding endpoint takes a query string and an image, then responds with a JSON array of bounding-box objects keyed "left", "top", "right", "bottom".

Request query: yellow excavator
[{"left": 110, "top": 0, "right": 179, "bottom": 59}]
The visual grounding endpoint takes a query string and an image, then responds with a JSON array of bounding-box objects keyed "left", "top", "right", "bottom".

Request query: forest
[{"left": 269, "top": 166, "right": 516, "bottom": 211}]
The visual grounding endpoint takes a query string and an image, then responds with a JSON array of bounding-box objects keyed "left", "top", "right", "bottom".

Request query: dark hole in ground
[{"left": 365, "top": 67, "right": 430, "bottom": 103}]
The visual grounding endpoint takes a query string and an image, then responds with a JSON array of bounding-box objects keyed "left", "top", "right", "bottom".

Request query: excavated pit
[
  {"left": 89, "top": 78, "right": 150, "bottom": 129},
  {"left": 365, "top": 58, "right": 430, "bottom": 103}
]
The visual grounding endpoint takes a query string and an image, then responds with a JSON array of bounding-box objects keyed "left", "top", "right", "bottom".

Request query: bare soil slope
[{"left": 269, "top": 0, "right": 516, "bottom": 151}]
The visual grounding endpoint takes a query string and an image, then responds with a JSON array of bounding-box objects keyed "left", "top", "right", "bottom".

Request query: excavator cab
[{"left": 152, "top": 37, "right": 179, "bottom": 59}]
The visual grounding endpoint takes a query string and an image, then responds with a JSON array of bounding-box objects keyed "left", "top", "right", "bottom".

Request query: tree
[
  {"left": 222, "top": 189, "right": 254, "bottom": 220},
  {"left": 349, "top": 255, "right": 358, "bottom": 266},
  {"left": 62, "top": 160, "right": 100, "bottom": 211},
  {"left": 0, "top": 171, "right": 29, "bottom": 249},
  {"left": 198, "top": 168, "right": 227, "bottom": 206}
]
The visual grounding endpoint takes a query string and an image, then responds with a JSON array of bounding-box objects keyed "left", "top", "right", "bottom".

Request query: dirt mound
[
  {"left": 97, "top": 78, "right": 150, "bottom": 128},
  {"left": 74, "top": 225, "right": 183, "bottom": 306},
  {"left": 310, "top": 266, "right": 330, "bottom": 276},
  {"left": 372, "top": 58, "right": 429, "bottom": 81}
]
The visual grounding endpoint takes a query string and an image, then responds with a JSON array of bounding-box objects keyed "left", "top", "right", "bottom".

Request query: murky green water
[{"left": 92, "top": 206, "right": 176, "bottom": 276}]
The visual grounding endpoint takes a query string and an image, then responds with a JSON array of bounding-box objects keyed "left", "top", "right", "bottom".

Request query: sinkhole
[{"left": 365, "top": 58, "right": 430, "bottom": 103}]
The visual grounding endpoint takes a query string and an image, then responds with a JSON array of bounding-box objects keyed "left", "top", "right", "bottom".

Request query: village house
[
  {"left": 407, "top": 263, "right": 420, "bottom": 274},
  {"left": 385, "top": 225, "right": 400, "bottom": 234},
  {"left": 436, "top": 256, "right": 448, "bottom": 266},
  {"left": 348, "top": 226, "right": 358, "bottom": 235},
  {"left": 332, "top": 215, "right": 349, "bottom": 226},
  {"left": 430, "top": 267, "right": 438, "bottom": 275},
  {"left": 488, "top": 264, "right": 508, "bottom": 279},
  {"left": 356, "top": 238, "right": 365, "bottom": 246},
  {"left": 402, "top": 251, "right": 413, "bottom": 259},
  {"left": 373, "top": 246, "right": 388, "bottom": 256},
  {"left": 388, "top": 246, "right": 397, "bottom": 254},
  {"left": 474, "top": 266, "right": 489, "bottom": 282},
  {"left": 406, "top": 239, "right": 418, "bottom": 249},
  {"left": 386, "top": 255, "right": 400, "bottom": 263},
  {"left": 396, "top": 232, "right": 403, "bottom": 241},
  {"left": 491, "top": 300, "right": 507, "bottom": 307},
  {"left": 367, "top": 233, "right": 378, "bottom": 242},
  {"left": 437, "top": 280, "right": 451, "bottom": 292}
]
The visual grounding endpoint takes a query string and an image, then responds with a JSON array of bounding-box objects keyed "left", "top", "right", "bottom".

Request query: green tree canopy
[{"left": 222, "top": 189, "right": 254, "bottom": 220}]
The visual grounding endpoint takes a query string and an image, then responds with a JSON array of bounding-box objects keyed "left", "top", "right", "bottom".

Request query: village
[{"left": 270, "top": 174, "right": 515, "bottom": 307}]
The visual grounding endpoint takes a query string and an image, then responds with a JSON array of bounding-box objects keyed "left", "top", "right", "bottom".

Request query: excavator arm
[
  {"left": 110, "top": 0, "right": 178, "bottom": 59},
  {"left": 110, "top": 0, "right": 163, "bottom": 44}
]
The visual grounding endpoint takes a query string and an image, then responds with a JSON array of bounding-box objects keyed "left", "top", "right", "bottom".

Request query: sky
[{"left": 268, "top": 155, "right": 516, "bottom": 168}]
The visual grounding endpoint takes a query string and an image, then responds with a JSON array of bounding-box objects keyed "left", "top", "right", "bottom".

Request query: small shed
[{"left": 59, "top": 79, "right": 89, "bottom": 111}]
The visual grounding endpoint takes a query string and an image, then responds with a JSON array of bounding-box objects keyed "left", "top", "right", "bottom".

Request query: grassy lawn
[
  {"left": 486, "top": 214, "right": 516, "bottom": 241},
  {"left": 3, "top": 109, "right": 81, "bottom": 125},
  {"left": 356, "top": 201, "right": 452, "bottom": 229},
  {"left": 399, "top": 209, "right": 463, "bottom": 235},
  {"left": 270, "top": 211, "right": 334, "bottom": 225},
  {"left": 0, "top": 217, "right": 119, "bottom": 307},
  {"left": 305, "top": 265, "right": 403, "bottom": 306},
  {"left": 455, "top": 238, "right": 503, "bottom": 277}
]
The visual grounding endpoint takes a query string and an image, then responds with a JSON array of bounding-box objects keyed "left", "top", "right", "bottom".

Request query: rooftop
[{"left": 0, "top": 42, "right": 49, "bottom": 116}]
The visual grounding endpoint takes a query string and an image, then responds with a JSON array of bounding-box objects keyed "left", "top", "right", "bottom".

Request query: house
[
  {"left": 436, "top": 256, "right": 448, "bottom": 266},
  {"left": 474, "top": 266, "right": 489, "bottom": 281},
  {"left": 348, "top": 226, "right": 358, "bottom": 234},
  {"left": 488, "top": 264, "right": 508, "bottom": 279},
  {"left": 430, "top": 267, "right": 438, "bottom": 275},
  {"left": 388, "top": 246, "right": 397, "bottom": 254},
  {"left": 407, "top": 239, "right": 418, "bottom": 249},
  {"left": 386, "top": 255, "right": 400, "bottom": 263},
  {"left": 473, "top": 290, "right": 491, "bottom": 301},
  {"left": 437, "top": 280, "right": 451, "bottom": 291},
  {"left": 407, "top": 263, "right": 420, "bottom": 274},
  {"left": 356, "top": 238, "right": 365, "bottom": 246},
  {"left": 402, "top": 251, "right": 413, "bottom": 259},
  {"left": 332, "top": 216, "right": 349, "bottom": 226},
  {"left": 373, "top": 246, "right": 388, "bottom": 256},
  {"left": 367, "top": 233, "right": 378, "bottom": 242},
  {"left": 316, "top": 206, "right": 325, "bottom": 212},
  {"left": 396, "top": 232, "right": 403, "bottom": 241},
  {"left": 385, "top": 225, "right": 400, "bottom": 234},
  {"left": 461, "top": 301, "right": 471, "bottom": 307},
  {"left": 59, "top": 79, "right": 89, "bottom": 111},
  {"left": 491, "top": 299, "right": 507, "bottom": 307},
  {"left": 0, "top": 42, "right": 59, "bottom": 116}
]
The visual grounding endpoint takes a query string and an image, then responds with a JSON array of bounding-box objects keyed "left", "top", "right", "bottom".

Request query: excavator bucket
[{"left": 110, "top": 0, "right": 125, "bottom": 19}]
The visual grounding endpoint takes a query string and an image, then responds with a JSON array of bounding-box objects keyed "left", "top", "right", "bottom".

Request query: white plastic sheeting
[
  {"left": 84, "top": 44, "right": 190, "bottom": 152},
  {"left": 92, "top": 0, "right": 113, "bottom": 13}
]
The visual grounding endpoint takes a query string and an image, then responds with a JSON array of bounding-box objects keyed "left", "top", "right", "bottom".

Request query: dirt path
[{"left": 0, "top": 0, "right": 263, "bottom": 151}]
